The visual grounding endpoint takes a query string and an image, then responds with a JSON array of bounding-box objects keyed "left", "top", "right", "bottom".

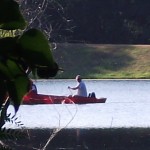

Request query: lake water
[{"left": 6, "top": 79, "right": 150, "bottom": 129}]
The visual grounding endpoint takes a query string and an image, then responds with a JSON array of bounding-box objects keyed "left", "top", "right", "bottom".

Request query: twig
[{"left": 41, "top": 98, "right": 78, "bottom": 150}]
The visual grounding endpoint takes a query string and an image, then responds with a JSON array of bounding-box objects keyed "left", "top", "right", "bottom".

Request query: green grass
[{"left": 53, "top": 43, "right": 150, "bottom": 79}]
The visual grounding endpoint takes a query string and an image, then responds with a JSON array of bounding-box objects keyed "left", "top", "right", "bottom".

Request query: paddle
[{"left": 68, "top": 86, "right": 73, "bottom": 96}]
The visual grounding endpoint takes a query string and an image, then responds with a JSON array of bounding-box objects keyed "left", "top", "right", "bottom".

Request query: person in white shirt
[{"left": 68, "top": 75, "right": 87, "bottom": 97}]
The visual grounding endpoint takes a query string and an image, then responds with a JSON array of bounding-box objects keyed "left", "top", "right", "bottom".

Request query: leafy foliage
[
  {"left": 0, "top": 98, "right": 26, "bottom": 150},
  {"left": 20, "top": 0, "right": 73, "bottom": 42},
  {"left": 0, "top": 0, "right": 59, "bottom": 149},
  {"left": 0, "top": 128, "right": 26, "bottom": 140},
  {"left": 0, "top": 0, "right": 26, "bottom": 30},
  {"left": 0, "top": 0, "right": 59, "bottom": 112},
  {"left": 6, "top": 113, "right": 24, "bottom": 127},
  {"left": 21, "top": 0, "right": 150, "bottom": 44}
]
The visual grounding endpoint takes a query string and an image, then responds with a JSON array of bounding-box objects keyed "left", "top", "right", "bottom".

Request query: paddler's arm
[{"left": 68, "top": 85, "right": 79, "bottom": 90}]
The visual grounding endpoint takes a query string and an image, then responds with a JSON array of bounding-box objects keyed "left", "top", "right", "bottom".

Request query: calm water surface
[{"left": 6, "top": 79, "right": 150, "bottom": 129}]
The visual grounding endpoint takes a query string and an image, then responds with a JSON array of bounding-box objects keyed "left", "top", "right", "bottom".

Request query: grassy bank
[
  {"left": 6, "top": 128, "right": 150, "bottom": 150},
  {"left": 53, "top": 43, "right": 150, "bottom": 79}
]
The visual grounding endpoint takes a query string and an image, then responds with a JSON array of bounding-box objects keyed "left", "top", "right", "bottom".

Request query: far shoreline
[{"left": 35, "top": 78, "right": 150, "bottom": 81}]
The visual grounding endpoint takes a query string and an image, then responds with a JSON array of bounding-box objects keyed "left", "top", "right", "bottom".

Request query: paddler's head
[{"left": 76, "top": 75, "right": 82, "bottom": 82}]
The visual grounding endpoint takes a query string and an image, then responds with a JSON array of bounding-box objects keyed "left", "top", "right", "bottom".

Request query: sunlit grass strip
[
  {"left": 53, "top": 43, "right": 150, "bottom": 79},
  {"left": 0, "top": 29, "right": 22, "bottom": 38}
]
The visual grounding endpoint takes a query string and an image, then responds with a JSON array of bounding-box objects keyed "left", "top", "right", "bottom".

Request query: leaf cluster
[
  {"left": 0, "top": 99, "right": 26, "bottom": 150},
  {"left": 5, "top": 113, "right": 24, "bottom": 127},
  {"left": 0, "top": 0, "right": 59, "bottom": 112},
  {"left": 0, "top": 128, "right": 26, "bottom": 140}
]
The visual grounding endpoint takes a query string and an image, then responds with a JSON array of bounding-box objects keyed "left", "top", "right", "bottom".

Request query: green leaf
[
  {"left": 0, "top": 37, "right": 18, "bottom": 57},
  {"left": 0, "top": 61, "right": 13, "bottom": 80},
  {"left": 0, "top": 59, "right": 29, "bottom": 112},
  {"left": 37, "top": 63, "right": 59, "bottom": 78},
  {"left": 18, "top": 29, "right": 56, "bottom": 67},
  {"left": 0, "top": 0, "right": 26, "bottom": 30},
  {"left": 6, "top": 59, "right": 25, "bottom": 78},
  {"left": 7, "top": 76, "right": 29, "bottom": 112},
  {"left": 0, "top": 37, "right": 30, "bottom": 73}
]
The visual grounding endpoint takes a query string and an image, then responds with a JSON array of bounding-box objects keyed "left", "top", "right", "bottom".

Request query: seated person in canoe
[{"left": 68, "top": 75, "right": 87, "bottom": 97}]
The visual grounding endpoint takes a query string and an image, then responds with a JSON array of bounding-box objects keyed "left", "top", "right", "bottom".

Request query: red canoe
[{"left": 23, "top": 91, "right": 107, "bottom": 105}]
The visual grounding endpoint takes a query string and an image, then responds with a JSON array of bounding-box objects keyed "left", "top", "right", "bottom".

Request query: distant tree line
[{"left": 21, "top": 0, "right": 150, "bottom": 44}]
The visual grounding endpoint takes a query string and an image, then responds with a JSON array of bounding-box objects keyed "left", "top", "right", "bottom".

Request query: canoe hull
[{"left": 23, "top": 91, "right": 106, "bottom": 105}]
